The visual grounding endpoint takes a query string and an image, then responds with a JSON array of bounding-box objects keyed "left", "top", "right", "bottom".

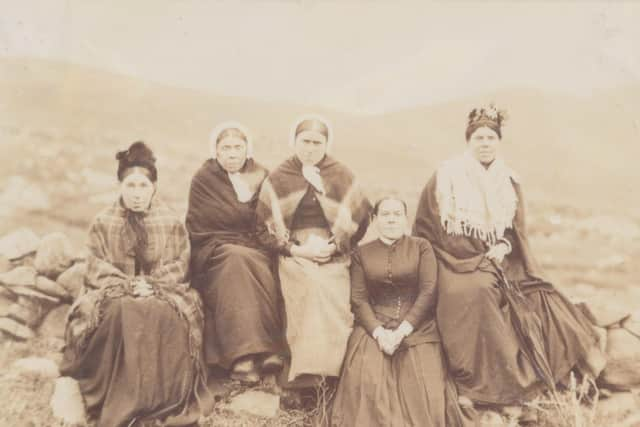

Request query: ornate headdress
[{"left": 465, "top": 104, "right": 507, "bottom": 140}]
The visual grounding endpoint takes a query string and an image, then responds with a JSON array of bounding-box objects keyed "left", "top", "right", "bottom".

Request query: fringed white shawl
[{"left": 435, "top": 151, "right": 519, "bottom": 245}]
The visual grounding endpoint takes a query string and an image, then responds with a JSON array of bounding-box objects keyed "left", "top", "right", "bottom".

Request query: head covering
[
  {"left": 465, "top": 104, "right": 506, "bottom": 141},
  {"left": 210, "top": 121, "right": 254, "bottom": 159},
  {"left": 289, "top": 114, "right": 333, "bottom": 152},
  {"left": 116, "top": 141, "right": 157, "bottom": 182}
]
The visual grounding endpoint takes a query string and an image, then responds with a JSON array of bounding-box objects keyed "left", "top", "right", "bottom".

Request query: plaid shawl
[
  {"left": 256, "top": 155, "right": 371, "bottom": 254},
  {"left": 65, "top": 198, "right": 206, "bottom": 388}
]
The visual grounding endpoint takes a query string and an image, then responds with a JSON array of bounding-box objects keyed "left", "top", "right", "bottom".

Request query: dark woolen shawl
[
  {"left": 256, "top": 155, "right": 371, "bottom": 254},
  {"left": 186, "top": 159, "right": 268, "bottom": 285}
]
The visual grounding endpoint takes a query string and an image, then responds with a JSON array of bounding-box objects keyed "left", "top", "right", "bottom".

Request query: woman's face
[
  {"left": 374, "top": 198, "right": 407, "bottom": 241},
  {"left": 120, "top": 170, "right": 155, "bottom": 212},
  {"left": 468, "top": 126, "right": 500, "bottom": 165},
  {"left": 294, "top": 130, "right": 328, "bottom": 166},
  {"left": 217, "top": 136, "right": 248, "bottom": 173}
]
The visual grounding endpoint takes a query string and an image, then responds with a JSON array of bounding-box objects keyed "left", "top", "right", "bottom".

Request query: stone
[
  {"left": 10, "top": 286, "right": 60, "bottom": 303},
  {"left": 57, "top": 262, "right": 86, "bottom": 299},
  {"left": 600, "top": 327, "right": 640, "bottom": 390},
  {"left": 34, "top": 232, "right": 75, "bottom": 279},
  {"left": 226, "top": 390, "right": 280, "bottom": 419},
  {"left": 0, "top": 266, "right": 37, "bottom": 287},
  {"left": 7, "top": 297, "right": 47, "bottom": 327},
  {"left": 0, "top": 228, "right": 40, "bottom": 260},
  {"left": 598, "top": 392, "right": 639, "bottom": 418},
  {"left": 0, "top": 255, "right": 11, "bottom": 273},
  {"left": 12, "top": 357, "right": 60, "bottom": 379},
  {"left": 479, "top": 410, "right": 506, "bottom": 427},
  {"left": 50, "top": 377, "right": 87, "bottom": 426},
  {"left": 0, "top": 292, "right": 15, "bottom": 316},
  {"left": 35, "top": 275, "right": 71, "bottom": 301},
  {"left": 0, "top": 317, "right": 35, "bottom": 340},
  {"left": 38, "top": 304, "right": 70, "bottom": 339}
]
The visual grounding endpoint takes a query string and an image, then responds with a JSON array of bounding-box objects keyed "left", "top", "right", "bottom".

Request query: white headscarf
[
  {"left": 209, "top": 121, "right": 255, "bottom": 202},
  {"left": 209, "top": 121, "right": 254, "bottom": 160},
  {"left": 289, "top": 114, "right": 333, "bottom": 194}
]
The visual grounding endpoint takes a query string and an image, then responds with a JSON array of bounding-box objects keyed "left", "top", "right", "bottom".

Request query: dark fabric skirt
[
  {"left": 200, "top": 243, "right": 285, "bottom": 369},
  {"left": 331, "top": 325, "right": 472, "bottom": 427},
  {"left": 436, "top": 262, "right": 599, "bottom": 405},
  {"left": 60, "top": 297, "right": 199, "bottom": 427}
]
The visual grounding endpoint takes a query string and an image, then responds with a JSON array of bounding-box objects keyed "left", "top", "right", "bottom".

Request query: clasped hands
[
  {"left": 291, "top": 235, "right": 336, "bottom": 264},
  {"left": 373, "top": 321, "right": 414, "bottom": 356},
  {"left": 131, "top": 276, "right": 154, "bottom": 297}
]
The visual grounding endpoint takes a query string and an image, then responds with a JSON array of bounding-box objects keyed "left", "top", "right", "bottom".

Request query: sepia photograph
[{"left": 0, "top": 1, "right": 639, "bottom": 426}]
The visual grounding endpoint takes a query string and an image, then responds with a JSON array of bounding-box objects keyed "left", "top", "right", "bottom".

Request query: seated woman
[
  {"left": 255, "top": 115, "right": 371, "bottom": 387},
  {"left": 412, "top": 105, "right": 605, "bottom": 412},
  {"left": 331, "top": 197, "right": 472, "bottom": 427},
  {"left": 60, "top": 142, "right": 206, "bottom": 427},
  {"left": 186, "top": 122, "right": 285, "bottom": 384}
]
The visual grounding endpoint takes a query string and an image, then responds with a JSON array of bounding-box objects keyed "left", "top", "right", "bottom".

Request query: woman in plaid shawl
[
  {"left": 255, "top": 115, "right": 372, "bottom": 388},
  {"left": 60, "top": 142, "right": 207, "bottom": 427}
]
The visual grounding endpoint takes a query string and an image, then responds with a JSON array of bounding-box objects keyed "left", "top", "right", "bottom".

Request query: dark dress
[
  {"left": 186, "top": 159, "right": 285, "bottom": 369},
  {"left": 413, "top": 173, "right": 602, "bottom": 405},
  {"left": 331, "top": 236, "right": 470, "bottom": 427}
]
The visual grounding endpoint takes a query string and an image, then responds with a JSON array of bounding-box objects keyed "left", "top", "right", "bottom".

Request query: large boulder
[
  {"left": 57, "top": 262, "right": 86, "bottom": 299},
  {"left": 35, "top": 275, "right": 71, "bottom": 301},
  {"left": 0, "top": 317, "right": 35, "bottom": 340},
  {"left": 0, "top": 228, "right": 40, "bottom": 260},
  {"left": 0, "top": 255, "right": 11, "bottom": 273},
  {"left": 0, "top": 265, "right": 37, "bottom": 287},
  {"left": 9, "top": 286, "right": 60, "bottom": 304},
  {"left": 34, "top": 232, "right": 75, "bottom": 279},
  {"left": 7, "top": 296, "right": 48, "bottom": 327},
  {"left": 599, "top": 325, "right": 640, "bottom": 391},
  {"left": 38, "top": 304, "right": 70, "bottom": 339},
  {"left": 12, "top": 357, "right": 60, "bottom": 379}
]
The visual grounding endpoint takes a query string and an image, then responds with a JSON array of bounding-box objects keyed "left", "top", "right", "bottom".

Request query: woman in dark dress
[
  {"left": 61, "top": 142, "right": 206, "bottom": 427},
  {"left": 412, "top": 105, "right": 605, "bottom": 414},
  {"left": 255, "top": 115, "right": 371, "bottom": 387},
  {"left": 331, "top": 197, "right": 472, "bottom": 427},
  {"left": 186, "top": 122, "right": 285, "bottom": 384}
]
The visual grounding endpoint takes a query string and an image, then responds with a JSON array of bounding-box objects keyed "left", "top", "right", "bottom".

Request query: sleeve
[
  {"left": 403, "top": 239, "right": 438, "bottom": 328},
  {"left": 254, "top": 179, "right": 294, "bottom": 256},
  {"left": 148, "top": 220, "right": 191, "bottom": 289},
  {"left": 254, "top": 222, "right": 293, "bottom": 256},
  {"left": 412, "top": 174, "right": 447, "bottom": 246},
  {"left": 84, "top": 220, "right": 130, "bottom": 291},
  {"left": 350, "top": 249, "right": 383, "bottom": 335},
  {"left": 349, "top": 209, "right": 371, "bottom": 249}
]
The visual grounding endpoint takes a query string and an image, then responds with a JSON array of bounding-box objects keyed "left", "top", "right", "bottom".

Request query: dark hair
[
  {"left": 372, "top": 196, "right": 407, "bottom": 216},
  {"left": 465, "top": 105, "right": 506, "bottom": 141},
  {"left": 116, "top": 141, "right": 157, "bottom": 182}
]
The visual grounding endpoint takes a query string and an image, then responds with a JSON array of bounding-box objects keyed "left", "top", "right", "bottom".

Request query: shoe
[
  {"left": 261, "top": 354, "right": 284, "bottom": 374},
  {"left": 230, "top": 357, "right": 260, "bottom": 385}
]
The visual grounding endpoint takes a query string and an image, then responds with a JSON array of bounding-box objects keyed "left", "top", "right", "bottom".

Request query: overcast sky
[{"left": 1, "top": 1, "right": 639, "bottom": 113}]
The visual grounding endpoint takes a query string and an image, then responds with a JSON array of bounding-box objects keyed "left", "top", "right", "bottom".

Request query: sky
[{"left": 1, "top": 0, "right": 639, "bottom": 113}]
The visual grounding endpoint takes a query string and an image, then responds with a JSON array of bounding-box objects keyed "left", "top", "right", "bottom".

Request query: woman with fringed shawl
[
  {"left": 60, "top": 142, "right": 207, "bottom": 427},
  {"left": 412, "top": 106, "right": 605, "bottom": 416},
  {"left": 186, "top": 123, "right": 285, "bottom": 384},
  {"left": 255, "top": 115, "right": 372, "bottom": 388}
]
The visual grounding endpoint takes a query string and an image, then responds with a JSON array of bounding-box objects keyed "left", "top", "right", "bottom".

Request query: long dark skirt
[
  {"left": 331, "top": 326, "right": 468, "bottom": 427},
  {"left": 200, "top": 243, "right": 284, "bottom": 369},
  {"left": 436, "top": 263, "right": 599, "bottom": 405},
  {"left": 60, "top": 297, "right": 198, "bottom": 427}
]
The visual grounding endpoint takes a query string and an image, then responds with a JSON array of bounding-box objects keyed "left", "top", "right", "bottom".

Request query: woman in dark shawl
[
  {"left": 255, "top": 114, "right": 372, "bottom": 388},
  {"left": 60, "top": 141, "right": 206, "bottom": 427},
  {"left": 412, "top": 105, "right": 605, "bottom": 415},
  {"left": 331, "top": 197, "right": 474, "bottom": 427},
  {"left": 186, "top": 122, "right": 285, "bottom": 384}
]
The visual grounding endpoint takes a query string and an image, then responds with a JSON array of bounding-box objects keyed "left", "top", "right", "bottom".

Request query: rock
[
  {"left": 0, "top": 317, "right": 35, "bottom": 340},
  {"left": 623, "top": 311, "right": 640, "bottom": 337},
  {"left": 0, "top": 228, "right": 40, "bottom": 260},
  {"left": 598, "top": 392, "right": 639, "bottom": 418},
  {"left": 34, "top": 232, "right": 75, "bottom": 279},
  {"left": 0, "top": 292, "right": 15, "bottom": 316},
  {"left": 0, "top": 255, "right": 11, "bottom": 273},
  {"left": 227, "top": 390, "right": 280, "bottom": 419},
  {"left": 12, "top": 357, "right": 60, "bottom": 378},
  {"left": 38, "top": 304, "right": 70, "bottom": 339},
  {"left": 600, "top": 327, "right": 640, "bottom": 390},
  {"left": 479, "top": 410, "right": 505, "bottom": 427},
  {"left": 57, "top": 262, "right": 86, "bottom": 299},
  {"left": 7, "top": 297, "right": 47, "bottom": 327},
  {"left": 0, "top": 266, "right": 37, "bottom": 287},
  {"left": 10, "top": 286, "right": 60, "bottom": 303},
  {"left": 50, "top": 377, "right": 87, "bottom": 426},
  {"left": 35, "top": 275, "right": 70, "bottom": 301}
]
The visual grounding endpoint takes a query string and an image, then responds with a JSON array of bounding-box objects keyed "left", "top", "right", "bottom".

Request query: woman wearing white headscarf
[
  {"left": 255, "top": 115, "right": 372, "bottom": 387},
  {"left": 186, "top": 122, "right": 285, "bottom": 384}
]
